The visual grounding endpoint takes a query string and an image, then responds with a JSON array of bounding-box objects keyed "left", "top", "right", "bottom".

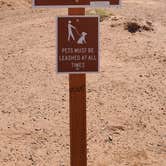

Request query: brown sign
[
  {"left": 33, "top": 0, "right": 120, "bottom": 7},
  {"left": 57, "top": 16, "right": 99, "bottom": 73}
]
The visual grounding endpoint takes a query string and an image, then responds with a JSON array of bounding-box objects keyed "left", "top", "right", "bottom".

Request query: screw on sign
[
  {"left": 33, "top": 0, "right": 120, "bottom": 6},
  {"left": 57, "top": 16, "right": 99, "bottom": 73}
]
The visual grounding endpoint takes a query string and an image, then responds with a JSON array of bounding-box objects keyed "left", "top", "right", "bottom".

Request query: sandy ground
[{"left": 0, "top": 0, "right": 166, "bottom": 165}]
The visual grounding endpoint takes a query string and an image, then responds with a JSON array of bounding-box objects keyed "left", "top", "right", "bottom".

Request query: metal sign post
[
  {"left": 69, "top": 73, "right": 87, "bottom": 166},
  {"left": 68, "top": 7, "right": 87, "bottom": 166},
  {"left": 56, "top": 8, "right": 99, "bottom": 165},
  {"left": 33, "top": 1, "right": 120, "bottom": 165}
]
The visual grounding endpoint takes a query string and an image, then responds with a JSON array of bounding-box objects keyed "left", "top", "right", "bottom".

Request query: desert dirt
[{"left": 0, "top": 0, "right": 166, "bottom": 165}]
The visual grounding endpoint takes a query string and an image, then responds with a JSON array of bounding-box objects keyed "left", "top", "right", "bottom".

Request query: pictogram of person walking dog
[{"left": 68, "top": 20, "right": 87, "bottom": 45}]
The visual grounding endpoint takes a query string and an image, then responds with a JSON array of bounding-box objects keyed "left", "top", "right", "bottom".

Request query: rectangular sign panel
[
  {"left": 33, "top": 0, "right": 120, "bottom": 7},
  {"left": 57, "top": 16, "right": 99, "bottom": 73}
]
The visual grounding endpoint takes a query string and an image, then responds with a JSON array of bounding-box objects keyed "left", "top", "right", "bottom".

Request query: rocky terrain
[{"left": 0, "top": 0, "right": 166, "bottom": 165}]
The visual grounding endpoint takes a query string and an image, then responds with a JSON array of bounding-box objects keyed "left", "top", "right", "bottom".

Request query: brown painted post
[{"left": 68, "top": 8, "right": 87, "bottom": 166}]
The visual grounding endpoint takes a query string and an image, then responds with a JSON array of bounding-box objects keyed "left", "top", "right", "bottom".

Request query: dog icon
[{"left": 77, "top": 32, "right": 87, "bottom": 45}]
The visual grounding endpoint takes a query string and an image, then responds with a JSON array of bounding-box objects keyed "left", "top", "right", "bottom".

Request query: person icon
[
  {"left": 77, "top": 32, "right": 87, "bottom": 45},
  {"left": 68, "top": 20, "right": 76, "bottom": 42}
]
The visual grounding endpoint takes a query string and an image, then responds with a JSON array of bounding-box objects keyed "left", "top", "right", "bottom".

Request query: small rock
[
  {"left": 108, "top": 135, "right": 113, "bottom": 142},
  {"left": 146, "top": 21, "right": 153, "bottom": 26}
]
